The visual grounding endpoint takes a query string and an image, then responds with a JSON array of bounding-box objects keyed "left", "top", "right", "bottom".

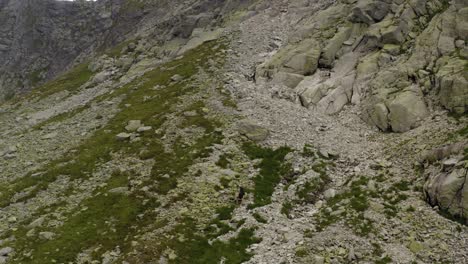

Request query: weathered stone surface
[
  {"left": 237, "top": 120, "right": 269, "bottom": 142},
  {"left": 381, "top": 25, "right": 405, "bottom": 44},
  {"left": 257, "top": 38, "right": 321, "bottom": 83},
  {"left": 349, "top": 0, "right": 390, "bottom": 25},
  {"left": 116, "top": 132, "right": 131, "bottom": 141},
  {"left": 300, "top": 84, "right": 332, "bottom": 108},
  {"left": 456, "top": 7, "right": 468, "bottom": 40},
  {"left": 387, "top": 91, "right": 428, "bottom": 133},
  {"left": 369, "top": 103, "right": 390, "bottom": 131},
  {"left": 437, "top": 58, "right": 468, "bottom": 114},
  {"left": 125, "top": 120, "right": 142, "bottom": 132},
  {"left": 272, "top": 72, "right": 304, "bottom": 89},
  {"left": 425, "top": 160, "right": 468, "bottom": 223},
  {"left": 319, "top": 27, "right": 352, "bottom": 68},
  {"left": 437, "top": 36, "right": 456, "bottom": 55}
]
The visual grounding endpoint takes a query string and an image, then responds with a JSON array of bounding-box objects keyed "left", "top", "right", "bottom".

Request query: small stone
[
  {"left": 170, "top": 74, "right": 183, "bottom": 82},
  {"left": 348, "top": 247, "right": 356, "bottom": 261},
  {"left": 2, "top": 146, "right": 17, "bottom": 155},
  {"left": 116, "top": 133, "right": 131, "bottom": 140},
  {"left": 108, "top": 187, "right": 129, "bottom": 194},
  {"left": 3, "top": 154, "right": 16, "bottom": 160},
  {"left": 125, "top": 120, "right": 142, "bottom": 132},
  {"left": 39, "top": 231, "right": 56, "bottom": 240},
  {"left": 313, "top": 255, "right": 325, "bottom": 264},
  {"left": 324, "top": 189, "right": 336, "bottom": 199},
  {"left": 42, "top": 132, "right": 58, "bottom": 140},
  {"left": 237, "top": 120, "right": 269, "bottom": 142},
  {"left": 367, "top": 180, "right": 377, "bottom": 192},
  {"left": 455, "top": 40, "right": 465, "bottom": 49},
  {"left": 137, "top": 126, "right": 152, "bottom": 133}
]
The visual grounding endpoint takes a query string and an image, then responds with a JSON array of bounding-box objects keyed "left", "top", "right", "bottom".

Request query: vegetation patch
[
  {"left": 2, "top": 40, "right": 237, "bottom": 263},
  {"left": 315, "top": 176, "right": 375, "bottom": 236},
  {"left": 242, "top": 142, "right": 292, "bottom": 208},
  {"left": 31, "top": 62, "right": 93, "bottom": 100}
]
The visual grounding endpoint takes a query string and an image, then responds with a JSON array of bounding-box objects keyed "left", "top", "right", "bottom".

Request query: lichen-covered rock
[
  {"left": 424, "top": 154, "right": 468, "bottom": 223},
  {"left": 319, "top": 26, "right": 352, "bottom": 68},
  {"left": 256, "top": 38, "right": 321, "bottom": 87},
  {"left": 237, "top": 120, "right": 270, "bottom": 142},
  {"left": 348, "top": 0, "right": 390, "bottom": 25},
  {"left": 387, "top": 91, "right": 428, "bottom": 132},
  {"left": 456, "top": 7, "right": 468, "bottom": 40},
  {"left": 369, "top": 103, "right": 390, "bottom": 131},
  {"left": 436, "top": 57, "right": 468, "bottom": 114}
]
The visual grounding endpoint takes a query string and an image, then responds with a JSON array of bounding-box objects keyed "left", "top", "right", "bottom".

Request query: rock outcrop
[
  {"left": 256, "top": 0, "right": 467, "bottom": 132},
  {"left": 423, "top": 142, "right": 468, "bottom": 223}
]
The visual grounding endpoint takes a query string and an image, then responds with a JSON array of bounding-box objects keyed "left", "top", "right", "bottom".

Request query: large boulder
[
  {"left": 319, "top": 26, "right": 352, "bottom": 68},
  {"left": 387, "top": 91, "right": 428, "bottom": 132},
  {"left": 256, "top": 38, "right": 321, "bottom": 88},
  {"left": 237, "top": 120, "right": 269, "bottom": 142},
  {"left": 436, "top": 58, "right": 468, "bottom": 114},
  {"left": 424, "top": 147, "right": 468, "bottom": 224},
  {"left": 369, "top": 103, "right": 390, "bottom": 131},
  {"left": 456, "top": 7, "right": 468, "bottom": 41},
  {"left": 348, "top": 0, "right": 390, "bottom": 25}
]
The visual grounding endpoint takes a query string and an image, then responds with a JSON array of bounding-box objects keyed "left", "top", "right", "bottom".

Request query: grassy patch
[
  {"left": 315, "top": 176, "right": 374, "bottom": 236},
  {"left": 0, "top": 40, "right": 225, "bottom": 207},
  {"left": 3, "top": 40, "right": 233, "bottom": 263},
  {"left": 31, "top": 63, "right": 93, "bottom": 100},
  {"left": 32, "top": 104, "right": 90, "bottom": 130},
  {"left": 216, "top": 153, "right": 233, "bottom": 169},
  {"left": 242, "top": 143, "right": 292, "bottom": 208},
  {"left": 9, "top": 171, "right": 159, "bottom": 263},
  {"left": 252, "top": 212, "right": 268, "bottom": 223}
]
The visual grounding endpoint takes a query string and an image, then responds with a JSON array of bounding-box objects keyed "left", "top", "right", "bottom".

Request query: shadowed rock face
[{"left": 0, "top": 0, "right": 120, "bottom": 98}]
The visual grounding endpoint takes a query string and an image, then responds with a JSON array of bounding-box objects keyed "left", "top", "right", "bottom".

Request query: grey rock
[
  {"left": 116, "top": 132, "right": 132, "bottom": 141},
  {"left": 137, "top": 126, "right": 153, "bottom": 133},
  {"left": 438, "top": 36, "right": 456, "bottom": 55},
  {"left": 171, "top": 74, "right": 184, "bottom": 82},
  {"left": 349, "top": 0, "right": 390, "bottom": 25},
  {"left": 237, "top": 120, "right": 269, "bottom": 142},
  {"left": 388, "top": 91, "right": 428, "bottom": 133},
  {"left": 42, "top": 132, "right": 58, "bottom": 140},
  {"left": 125, "top": 120, "right": 142, "bottom": 132},
  {"left": 39, "top": 231, "right": 56, "bottom": 240},
  {"left": 0, "top": 247, "right": 13, "bottom": 256}
]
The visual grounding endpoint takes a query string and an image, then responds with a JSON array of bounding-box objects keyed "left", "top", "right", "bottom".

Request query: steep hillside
[{"left": 0, "top": 0, "right": 467, "bottom": 263}]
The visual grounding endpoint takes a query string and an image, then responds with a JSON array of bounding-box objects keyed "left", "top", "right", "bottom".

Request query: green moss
[
  {"left": 295, "top": 248, "right": 308, "bottom": 258},
  {"left": 10, "top": 171, "right": 159, "bottom": 263},
  {"left": 315, "top": 176, "right": 374, "bottom": 236},
  {"left": 242, "top": 143, "right": 292, "bottom": 208}
]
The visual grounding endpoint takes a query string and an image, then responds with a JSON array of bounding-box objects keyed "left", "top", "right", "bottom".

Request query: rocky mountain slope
[{"left": 0, "top": 0, "right": 467, "bottom": 263}]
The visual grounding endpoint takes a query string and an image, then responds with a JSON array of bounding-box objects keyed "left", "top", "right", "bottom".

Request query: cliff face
[{"left": 0, "top": 0, "right": 126, "bottom": 99}]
